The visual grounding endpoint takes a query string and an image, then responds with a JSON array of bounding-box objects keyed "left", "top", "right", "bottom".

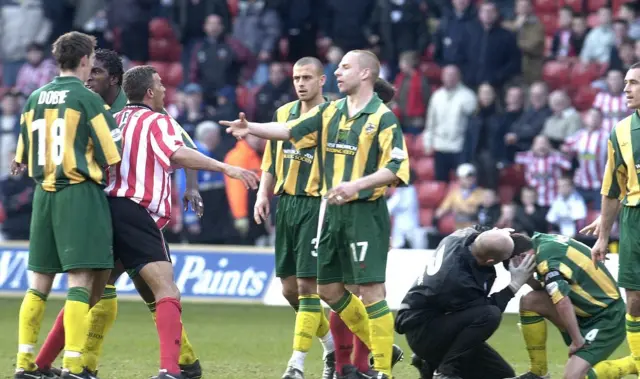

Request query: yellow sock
[
  {"left": 331, "top": 291, "right": 371, "bottom": 347},
  {"left": 589, "top": 355, "right": 637, "bottom": 378},
  {"left": 83, "top": 285, "right": 118, "bottom": 372},
  {"left": 16, "top": 289, "right": 47, "bottom": 371},
  {"left": 147, "top": 302, "right": 197, "bottom": 366},
  {"left": 316, "top": 309, "right": 330, "bottom": 338},
  {"left": 293, "top": 295, "right": 323, "bottom": 353},
  {"left": 520, "top": 310, "right": 548, "bottom": 376},
  {"left": 626, "top": 313, "right": 640, "bottom": 373},
  {"left": 367, "top": 300, "right": 394, "bottom": 378},
  {"left": 63, "top": 287, "right": 90, "bottom": 374}
]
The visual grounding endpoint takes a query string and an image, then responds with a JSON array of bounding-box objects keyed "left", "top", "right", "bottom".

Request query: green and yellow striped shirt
[
  {"left": 261, "top": 100, "right": 323, "bottom": 197},
  {"left": 532, "top": 232, "right": 621, "bottom": 318},
  {"left": 601, "top": 111, "right": 640, "bottom": 205},
  {"left": 15, "top": 76, "right": 122, "bottom": 192},
  {"left": 286, "top": 94, "right": 410, "bottom": 201}
]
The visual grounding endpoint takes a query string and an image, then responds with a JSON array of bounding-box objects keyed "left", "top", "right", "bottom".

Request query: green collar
[
  {"left": 336, "top": 93, "right": 382, "bottom": 120},
  {"left": 632, "top": 111, "right": 640, "bottom": 130},
  {"left": 53, "top": 76, "right": 84, "bottom": 85},
  {"left": 289, "top": 96, "right": 330, "bottom": 117}
]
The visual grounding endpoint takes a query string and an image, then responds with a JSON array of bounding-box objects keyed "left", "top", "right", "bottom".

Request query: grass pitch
[{"left": 0, "top": 298, "right": 634, "bottom": 378}]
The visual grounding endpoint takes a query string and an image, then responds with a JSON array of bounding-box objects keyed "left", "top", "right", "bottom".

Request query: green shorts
[
  {"left": 618, "top": 206, "right": 640, "bottom": 290},
  {"left": 28, "top": 181, "right": 114, "bottom": 273},
  {"left": 561, "top": 300, "right": 626, "bottom": 366},
  {"left": 275, "top": 195, "right": 320, "bottom": 278},
  {"left": 317, "top": 197, "right": 390, "bottom": 285}
]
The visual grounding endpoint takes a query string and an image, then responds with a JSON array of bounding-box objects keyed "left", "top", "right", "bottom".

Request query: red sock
[
  {"left": 330, "top": 311, "right": 354, "bottom": 374},
  {"left": 353, "top": 334, "right": 370, "bottom": 372},
  {"left": 155, "top": 297, "right": 182, "bottom": 374},
  {"left": 35, "top": 308, "right": 66, "bottom": 370}
]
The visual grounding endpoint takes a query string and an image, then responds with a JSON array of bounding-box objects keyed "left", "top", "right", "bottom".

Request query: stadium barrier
[{"left": 0, "top": 243, "right": 622, "bottom": 314}]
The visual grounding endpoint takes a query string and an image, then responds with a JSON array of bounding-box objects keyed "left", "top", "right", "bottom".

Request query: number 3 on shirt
[{"left": 32, "top": 118, "right": 65, "bottom": 166}]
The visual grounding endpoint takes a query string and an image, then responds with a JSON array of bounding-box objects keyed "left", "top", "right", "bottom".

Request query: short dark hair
[
  {"left": 294, "top": 56, "right": 324, "bottom": 74},
  {"left": 511, "top": 233, "right": 533, "bottom": 256},
  {"left": 629, "top": 62, "right": 640, "bottom": 70},
  {"left": 95, "top": 49, "right": 124, "bottom": 85},
  {"left": 122, "top": 65, "right": 157, "bottom": 103},
  {"left": 52, "top": 31, "right": 96, "bottom": 71},
  {"left": 374, "top": 78, "right": 396, "bottom": 103}
]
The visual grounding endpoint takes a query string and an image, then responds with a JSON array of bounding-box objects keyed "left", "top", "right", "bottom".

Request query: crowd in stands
[{"left": 0, "top": 0, "right": 636, "bottom": 248}]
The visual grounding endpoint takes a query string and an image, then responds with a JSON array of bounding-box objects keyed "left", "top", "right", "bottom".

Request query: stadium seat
[
  {"left": 587, "top": 0, "right": 608, "bottom": 12},
  {"left": 569, "top": 62, "right": 603, "bottom": 90},
  {"left": 149, "top": 18, "right": 174, "bottom": 39},
  {"left": 422, "top": 44, "right": 435, "bottom": 61},
  {"left": 499, "top": 164, "right": 526, "bottom": 188},
  {"left": 420, "top": 207, "right": 435, "bottom": 227},
  {"left": 438, "top": 213, "right": 456, "bottom": 235},
  {"left": 415, "top": 157, "right": 435, "bottom": 181},
  {"left": 420, "top": 62, "right": 442, "bottom": 84},
  {"left": 587, "top": 12, "right": 599, "bottom": 28},
  {"left": 498, "top": 185, "right": 516, "bottom": 204},
  {"left": 165, "top": 62, "right": 183, "bottom": 87},
  {"left": 147, "top": 61, "right": 170, "bottom": 79},
  {"left": 534, "top": 0, "right": 559, "bottom": 14},
  {"left": 417, "top": 181, "right": 448, "bottom": 209},
  {"left": 227, "top": 0, "right": 239, "bottom": 17},
  {"left": 561, "top": 0, "right": 583, "bottom": 12},
  {"left": 167, "top": 41, "right": 182, "bottom": 63},
  {"left": 542, "top": 60, "right": 571, "bottom": 89},
  {"left": 165, "top": 86, "right": 177, "bottom": 105},
  {"left": 539, "top": 13, "right": 558, "bottom": 36},
  {"left": 149, "top": 38, "right": 172, "bottom": 61},
  {"left": 572, "top": 86, "right": 599, "bottom": 111}
]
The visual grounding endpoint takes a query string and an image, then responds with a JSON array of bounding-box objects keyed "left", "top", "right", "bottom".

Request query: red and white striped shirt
[
  {"left": 105, "top": 105, "right": 185, "bottom": 229},
  {"left": 593, "top": 92, "right": 630, "bottom": 133},
  {"left": 515, "top": 151, "right": 572, "bottom": 207},
  {"left": 564, "top": 127, "right": 608, "bottom": 190}
]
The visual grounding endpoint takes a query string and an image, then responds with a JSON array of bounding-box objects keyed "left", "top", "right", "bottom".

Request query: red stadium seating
[
  {"left": 542, "top": 60, "right": 571, "bottom": 89},
  {"left": 149, "top": 38, "right": 172, "bottom": 61},
  {"left": 438, "top": 213, "right": 456, "bottom": 235},
  {"left": 165, "top": 86, "right": 177, "bottom": 105},
  {"left": 420, "top": 62, "right": 442, "bottom": 84},
  {"left": 167, "top": 41, "right": 182, "bottom": 63},
  {"left": 415, "top": 157, "right": 435, "bottom": 181},
  {"left": 539, "top": 13, "right": 558, "bottom": 36},
  {"left": 534, "top": 0, "right": 559, "bottom": 14},
  {"left": 569, "top": 62, "right": 603, "bottom": 90},
  {"left": 561, "top": 0, "right": 583, "bottom": 12},
  {"left": 420, "top": 208, "right": 435, "bottom": 227},
  {"left": 572, "top": 86, "right": 599, "bottom": 111},
  {"left": 499, "top": 164, "right": 526, "bottom": 188},
  {"left": 149, "top": 18, "right": 174, "bottom": 39},
  {"left": 147, "top": 61, "right": 170, "bottom": 79},
  {"left": 227, "top": 0, "right": 239, "bottom": 17},
  {"left": 498, "top": 185, "right": 516, "bottom": 204},
  {"left": 417, "top": 181, "right": 448, "bottom": 209},
  {"left": 588, "top": 0, "right": 608, "bottom": 12},
  {"left": 165, "top": 62, "right": 183, "bottom": 87},
  {"left": 587, "top": 12, "right": 599, "bottom": 28}
]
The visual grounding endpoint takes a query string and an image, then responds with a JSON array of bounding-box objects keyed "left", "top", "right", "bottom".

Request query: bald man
[{"left": 395, "top": 226, "right": 536, "bottom": 379}]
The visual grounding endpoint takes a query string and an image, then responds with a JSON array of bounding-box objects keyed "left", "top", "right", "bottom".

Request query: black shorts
[{"left": 108, "top": 197, "right": 171, "bottom": 273}]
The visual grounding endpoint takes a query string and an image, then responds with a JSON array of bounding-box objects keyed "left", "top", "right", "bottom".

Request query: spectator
[
  {"left": 546, "top": 176, "right": 587, "bottom": 237},
  {"left": 462, "top": 1, "right": 521, "bottom": 90},
  {"left": 254, "top": 62, "right": 294, "bottom": 122},
  {"left": 0, "top": 150, "right": 33, "bottom": 241},
  {"left": 515, "top": 135, "right": 572, "bottom": 208},
  {"left": 580, "top": 7, "right": 615, "bottom": 64},
  {"left": 423, "top": 65, "right": 477, "bottom": 182},
  {"left": 495, "top": 203, "right": 516, "bottom": 229},
  {"left": 462, "top": 82, "right": 503, "bottom": 189},
  {"left": 608, "top": 19, "right": 630, "bottom": 67},
  {"left": 433, "top": 0, "right": 476, "bottom": 68},
  {"left": 190, "top": 14, "right": 253, "bottom": 105},
  {"left": 387, "top": 171, "right": 422, "bottom": 249},
  {"left": 318, "top": 0, "right": 375, "bottom": 53},
  {"left": 0, "top": 91, "right": 21, "bottom": 177},
  {"left": 275, "top": 0, "right": 323, "bottom": 62},
  {"left": 323, "top": 46, "right": 343, "bottom": 100},
  {"left": 504, "top": 81, "right": 552, "bottom": 156},
  {"left": 177, "top": 121, "right": 236, "bottom": 245},
  {"left": 550, "top": 6, "right": 575, "bottom": 60},
  {"left": 365, "top": 0, "right": 430, "bottom": 77},
  {"left": 15, "top": 43, "right": 57, "bottom": 96},
  {"left": 477, "top": 188, "right": 502, "bottom": 228},
  {"left": 570, "top": 13, "right": 589, "bottom": 57},
  {"left": 618, "top": 1, "right": 640, "bottom": 40},
  {"left": 593, "top": 69, "right": 629, "bottom": 132},
  {"left": 609, "top": 38, "right": 636, "bottom": 72},
  {"left": 541, "top": 90, "right": 582, "bottom": 148},
  {"left": 513, "top": 186, "right": 548, "bottom": 236},
  {"left": 0, "top": 0, "right": 51, "bottom": 87},
  {"left": 107, "top": 0, "right": 155, "bottom": 62},
  {"left": 166, "top": 88, "right": 186, "bottom": 119},
  {"left": 434, "top": 163, "right": 484, "bottom": 229},
  {"left": 392, "top": 51, "right": 430, "bottom": 134},
  {"left": 561, "top": 108, "right": 608, "bottom": 210},
  {"left": 69, "top": 2, "right": 109, "bottom": 48},
  {"left": 496, "top": 85, "right": 525, "bottom": 164},
  {"left": 176, "top": 83, "right": 215, "bottom": 137},
  {"left": 503, "top": 0, "right": 545, "bottom": 85},
  {"left": 224, "top": 134, "right": 267, "bottom": 245},
  {"left": 233, "top": 0, "right": 281, "bottom": 87}
]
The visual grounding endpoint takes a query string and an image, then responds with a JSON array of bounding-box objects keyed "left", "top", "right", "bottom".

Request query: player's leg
[
  {"left": 617, "top": 206, "right": 640, "bottom": 374},
  {"left": 55, "top": 181, "right": 114, "bottom": 377},
  {"left": 130, "top": 268, "right": 201, "bottom": 379},
  {"left": 15, "top": 186, "right": 60, "bottom": 378},
  {"left": 458, "top": 343, "right": 515, "bottom": 379}
]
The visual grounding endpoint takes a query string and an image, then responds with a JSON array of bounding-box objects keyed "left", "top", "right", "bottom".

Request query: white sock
[
  {"left": 288, "top": 350, "right": 307, "bottom": 372},
  {"left": 63, "top": 351, "right": 82, "bottom": 358},
  {"left": 319, "top": 331, "right": 335, "bottom": 356},
  {"left": 18, "top": 344, "right": 34, "bottom": 354}
]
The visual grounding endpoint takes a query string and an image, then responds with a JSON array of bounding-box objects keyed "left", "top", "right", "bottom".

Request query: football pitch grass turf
[{"left": 0, "top": 298, "right": 635, "bottom": 378}]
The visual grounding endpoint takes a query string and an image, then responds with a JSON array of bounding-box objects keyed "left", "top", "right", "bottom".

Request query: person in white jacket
[
  {"left": 422, "top": 65, "right": 477, "bottom": 182},
  {"left": 387, "top": 171, "right": 423, "bottom": 249}
]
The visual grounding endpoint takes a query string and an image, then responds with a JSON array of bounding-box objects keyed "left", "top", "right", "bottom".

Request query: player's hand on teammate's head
[
  {"left": 220, "top": 112, "right": 249, "bottom": 140},
  {"left": 223, "top": 164, "right": 259, "bottom": 190},
  {"left": 10, "top": 159, "right": 25, "bottom": 176},
  {"left": 183, "top": 188, "right": 204, "bottom": 218}
]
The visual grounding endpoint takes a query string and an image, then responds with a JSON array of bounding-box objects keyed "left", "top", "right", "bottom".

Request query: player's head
[
  {"left": 511, "top": 233, "right": 533, "bottom": 256},
  {"left": 471, "top": 229, "right": 515, "bottom": 266},
  {"left": 334, "top": 50, "right": 380, "bottom": 95},
  {"left": 292, "top": 57, "right": 325, "bottom": 102},
  {"left": 122, "top": 65, "right": 165, "bottom": 112},
  {"left": 626, "top": 63, "right": 640, "bottom": 110},
  {"left": 374, "top": 78, "right": 396, "bottom": 103},
  {"left": 86, "top": 49, "right": 124, "bottom": 100},
  {"left": 52, "top": 31, "right": 97, "bottom": 82}
]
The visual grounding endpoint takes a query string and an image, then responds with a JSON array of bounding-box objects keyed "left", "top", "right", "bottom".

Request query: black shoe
[
  {"left": 281, "top": 366, "right": 304, "bottom": 379},
  {"left": 322, "top": 351, "right": 336, "bottom": 379},
  {"left": 14, "top": 369, "right": 55, "bottom": 379},
  {"left": 334, "top": 365, "right": 360, "bottom": 379},
  {"left": 357, "top": 369, "right": 389, "bottom": 379},
  {"left": 59, "top": 368, "right": 96, "bottom": 379},
  {"left": 410, "top": 354, "right": 433, "bottom": 379},
  {"left": 368, "top": 344, "right": 404, "bottom": 369},
  {"left": 151, "top": 370, "right": 183, "bottom": 379},
  {"left": 179, "top": 360, "right": 202, "bottom": 379},
  {"left": 505, "top": 373, "right": 550, "bottom": 379}
]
